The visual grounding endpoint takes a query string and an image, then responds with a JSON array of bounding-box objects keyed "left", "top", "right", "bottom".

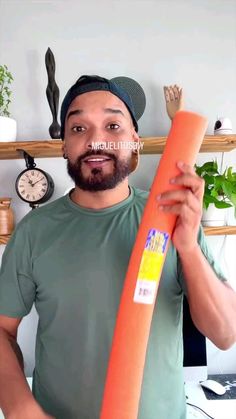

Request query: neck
[{"left": 70, "top": 179, "right": 130, "bottom": 209}]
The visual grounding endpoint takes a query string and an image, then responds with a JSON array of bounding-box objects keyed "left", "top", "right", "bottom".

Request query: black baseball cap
[{"left": 60, "top": 75, "right": 138, "bottom": 139}]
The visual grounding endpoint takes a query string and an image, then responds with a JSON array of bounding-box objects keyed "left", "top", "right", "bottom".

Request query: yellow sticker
[{"left": 134, "top": 229, "right": 169, "bottom": 304}]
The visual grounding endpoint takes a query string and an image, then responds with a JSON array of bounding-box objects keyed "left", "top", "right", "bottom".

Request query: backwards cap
[{"left": 60, "top": 75, "right": 138, "bottom": 139}]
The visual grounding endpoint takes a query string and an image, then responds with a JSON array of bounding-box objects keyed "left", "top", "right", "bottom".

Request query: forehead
[{"left": 66, "top": 90, "right": 131, "bottom": 118}]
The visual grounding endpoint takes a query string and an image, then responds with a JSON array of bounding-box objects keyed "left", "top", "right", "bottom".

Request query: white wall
[{"left": 0, "top": 0, "right": 236, "bottom": 376}]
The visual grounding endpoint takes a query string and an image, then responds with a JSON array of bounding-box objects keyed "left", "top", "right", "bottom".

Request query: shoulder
[
  {"left": 12, "top": 196, "right": 67, "bottom": 234},
  {"left": 132, "top": 186, "right": 149, "bottom": 204}
]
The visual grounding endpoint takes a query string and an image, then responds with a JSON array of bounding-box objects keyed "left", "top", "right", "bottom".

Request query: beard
[{"left": 67, "top": 150, "right": 132, "bottom": 191}]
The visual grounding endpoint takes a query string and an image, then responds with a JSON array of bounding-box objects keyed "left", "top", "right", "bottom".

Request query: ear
[
  {"left": 130, "top": 150, "right": 139, "bottom": 173},
  {"left": 62, "top": 141, "right": 66, "bottom": 154},
  {"left": 130, "top": 131, "right": 140, "bottom": 174},
  {"left": 61, "top": 142, "right": 68, "bottom": 159},
  {"left": 132, "top": 130, "right": 140, "bottom": 148}
]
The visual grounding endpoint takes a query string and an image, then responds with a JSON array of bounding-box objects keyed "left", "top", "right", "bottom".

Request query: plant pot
[
  {"left": 227, "top": 207, "right": 236, "bottom": 226},
  {"left": 0, "top": 116, "right": 17, "bottom": 142},
  {"left": 201, "top": 205, "right": 227, "bottom": 227}
]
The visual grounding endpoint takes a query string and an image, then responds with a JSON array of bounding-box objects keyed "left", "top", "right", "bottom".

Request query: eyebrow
[
  {"left": 67, "top": 107, "right": 125, "bottom": 120},
  {"left": 67, "top": 109, "right": 83, "bottom": 120},
  {"left": 103, "top": 108, "right": 125, "bottom": 117}
]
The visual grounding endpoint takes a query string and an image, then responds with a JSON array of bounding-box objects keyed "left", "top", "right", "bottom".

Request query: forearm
[
  {"left": 0, "top": 328, "right": 37, "bottom": 417},
  {"left": 179, "top": 245, "right": 236, "bottom": 349}
]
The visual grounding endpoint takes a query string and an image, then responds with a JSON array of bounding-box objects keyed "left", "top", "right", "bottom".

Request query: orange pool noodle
[{"left": 100, "top": 111, "right": 208, "bottom": 419}]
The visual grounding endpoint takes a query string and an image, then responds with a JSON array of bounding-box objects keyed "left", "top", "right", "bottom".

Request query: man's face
[{"left": 63, "top": 90, "right": 139, "bottom": 191}]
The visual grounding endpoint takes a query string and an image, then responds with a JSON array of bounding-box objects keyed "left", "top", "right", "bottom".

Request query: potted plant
[
  {"left": 0, "top": 64, "right": 17, "bottom": 142},
  {"left": 195, "top": 160, "right": 236, "bottom": 226}
]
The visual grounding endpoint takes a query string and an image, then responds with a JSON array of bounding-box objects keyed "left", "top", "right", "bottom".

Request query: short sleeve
[
  {"left": 177, "top": 225, "right": 228, "bottom": 295},
  {"left": 0, "top": 218, "right": 36, "bottom": 317}
]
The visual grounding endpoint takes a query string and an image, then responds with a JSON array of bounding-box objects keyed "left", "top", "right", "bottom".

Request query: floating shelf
[
  {"left": 1, "top": 137, "right": 236, "bottom": 241},
  {"left": 203, "top": 226, "right": 236, "bottom": 236},
  {"left": 140, "top": 134, "right": 236, "bottom": 155},
  {"left": 0, "top": 135, "right": 236, "bottom": 160},
  {"left": 1, "top": 226, "right": 236, "bottom": 245},
  {"left": 0, "top": 140, "right": 62, "bottom": 160}
]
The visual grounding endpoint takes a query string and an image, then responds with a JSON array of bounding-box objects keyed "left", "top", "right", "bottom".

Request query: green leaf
[
  {"left": 195, "top": 160, "right": 219, "bottom": 177},
  {"left": 211, "top": 189, "right": 218, "bottom": 198},
  {"left": 0, "top": 64, "right": 13, "bottom": 116},
  {"left": 214, "top": 201, "right": 232, "bottom": 209},
  {"left": 203, "top": 174, "right": 215, "bottom": 185},
  {"left": 222, "top": 181, "right": 233, "bottom": 197},
  {"left": 229, "top": 193, "right": 236, "bottom": 207},
  {"left": 204, "top": 194, "right": 218, "bottom": 205}
]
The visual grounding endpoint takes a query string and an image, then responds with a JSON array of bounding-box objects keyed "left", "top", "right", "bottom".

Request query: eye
[
  {"left": 107, "top": 123, "right": 120, "bottom": 130},
  {"left": 72, "top": 125, "right": 86, "bottom": 133}
]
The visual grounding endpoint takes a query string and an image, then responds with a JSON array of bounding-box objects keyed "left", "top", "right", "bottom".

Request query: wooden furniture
[
  {"left": 0, "top": 135, "right": 236, "bottom": 159},
  {"left": 0, "top": 135, "right": 236, "bottom": 244}
]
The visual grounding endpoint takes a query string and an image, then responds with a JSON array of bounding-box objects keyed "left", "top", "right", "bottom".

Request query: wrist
[
  {"left": 7, "top": 397, "right": 41, "bottom": 419},
  {"left": 177, "top": 242, "right": 200, "bottom": 260}
]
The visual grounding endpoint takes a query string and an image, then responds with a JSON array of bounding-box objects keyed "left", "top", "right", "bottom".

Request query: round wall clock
[{"left": 15, "top": 167, "right": 54, "bottom": 207}]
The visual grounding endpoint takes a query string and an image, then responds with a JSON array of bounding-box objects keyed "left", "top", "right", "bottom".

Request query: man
[{"left": 0, "top": 75, "right": 236, "bottom": 419}]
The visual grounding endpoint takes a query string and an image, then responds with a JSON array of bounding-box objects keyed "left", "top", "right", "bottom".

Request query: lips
[
  {"left": 83, "top": 156, "right": 112, "bottom": 167},
  {"left": 84, "top": 157, "right": 111, "bottom": 162}
]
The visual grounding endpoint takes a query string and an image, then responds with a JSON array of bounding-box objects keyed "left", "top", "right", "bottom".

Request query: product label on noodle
[{"left": 134, "top": 228, "right": 169, "bottom": 304}]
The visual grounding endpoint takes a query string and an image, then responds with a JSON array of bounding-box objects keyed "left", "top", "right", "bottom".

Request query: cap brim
[{"left": 110, "top": 76, "right": 146, "bottom": 121}]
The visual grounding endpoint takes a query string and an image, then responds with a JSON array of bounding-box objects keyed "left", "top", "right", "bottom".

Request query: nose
[{"left": 85, "top": 127, "right": 107, "bottom": 151}]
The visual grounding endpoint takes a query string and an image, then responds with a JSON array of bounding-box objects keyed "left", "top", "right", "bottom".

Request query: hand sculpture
[
  {"left": 163, "top": 84, "right": 184, "bottom": 121},
  {"left": 45, "top": 48, "right": 61, "bottom": 139}
]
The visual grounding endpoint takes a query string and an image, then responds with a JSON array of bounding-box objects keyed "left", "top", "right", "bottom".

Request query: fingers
[
  {"left": 163, "top": 86, "right": 170, "bottom": 103},
  {"left": 157, "top": 188, "right": 200, "bottom": 213},
  {"left": 175, "top": 160, "right": 200, "bottom": 178},
  {"left": 173, "top": 85, "right": 179, "bottom": 100},
  {"left": 158, "top": 202, "right": 198, "bottom": 222},
  {"left": 156, "top": 161, "right": 205, "bottom": 212},
  {"left": 163, "top": 84, "right": 182, "bottom": 102},
  {"left": 174, "top": 161, "right": 205, "bottom": 198},
  {"left": 178, "top": 87, "right": 183, "bottom": 99}
]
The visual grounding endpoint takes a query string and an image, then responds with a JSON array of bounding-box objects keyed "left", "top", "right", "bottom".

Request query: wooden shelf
[
  {"left": 0, "top": 140, "right": 62, "bottom": 160},
  {"left": 1, "top": 136, "right": 235, "bottom": 241},
  {"left": 1, "top": 226, "right": 236, "bottom": 245},
  {"left": 0, "top": 135, "right": 236, "bottom": 160},
  {"left": 140, "top": 134, "right": 236, "bottom": 155},
  {"left": 204, "top": 226, "right": 236, "bottom": 236}
]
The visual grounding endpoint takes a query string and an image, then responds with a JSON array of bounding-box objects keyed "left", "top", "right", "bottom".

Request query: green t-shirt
[{"left": 0, "top": 187, "right": 226, "bottom": 419}]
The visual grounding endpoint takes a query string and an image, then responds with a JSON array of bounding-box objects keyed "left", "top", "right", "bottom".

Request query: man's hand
[
  {"left": 157, "top": 161, "right": 204, "bottom": 254},
  {"left": 163, "top": 85, "right": 184, "bottom": 120}
]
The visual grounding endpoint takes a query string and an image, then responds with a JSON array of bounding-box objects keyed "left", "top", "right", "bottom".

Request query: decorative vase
[
  {"left": 45, "top": 48, "right": 61, "bottom": 139},
  {"left": 201, "top": 205, "right": 227, "bottom": 227},
  {"left": 0, "top": 197, "right": 15, "bottom": 235},
  {"left": 0, "top": 116, "right": 17, "bottom": 142}
]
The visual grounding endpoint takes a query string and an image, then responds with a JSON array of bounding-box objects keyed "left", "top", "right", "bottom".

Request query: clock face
[{"left": 16, "top": 168, "right": 53, "bottom": 203}]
